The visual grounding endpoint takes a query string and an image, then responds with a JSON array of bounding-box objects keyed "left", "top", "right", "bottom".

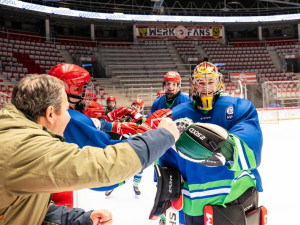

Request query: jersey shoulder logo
[{"left": 225, "top": 105, "right": 234, "bottom": 120}]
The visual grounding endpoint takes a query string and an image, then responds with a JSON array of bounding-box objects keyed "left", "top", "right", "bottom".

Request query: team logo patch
[
  {"left": 138, "top": 26, "right": 147, "bottom": 37},
  {"left": 226, "top": 105, "right": 234, "bottom": 120},
  {"left": 212, "top": 26, "right": 221, "bottom": 39}
]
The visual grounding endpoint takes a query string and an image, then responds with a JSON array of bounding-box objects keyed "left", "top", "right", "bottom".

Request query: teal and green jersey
[{"left": 160, "top": 96, "right": 263, "bottom": 216}]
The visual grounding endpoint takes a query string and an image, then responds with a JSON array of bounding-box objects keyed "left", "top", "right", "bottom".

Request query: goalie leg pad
[
  {"left": 246, "top": 206, "right": 268, "bottom": 225},
  {"left": 204, "top": 205, "right": 247, "bottom": 225},
  {"left": 149, "top": 165, "right": 183, "bottom": 220},
  {"left": 202, "top": 187, "right": 267, "bottom": 225}
]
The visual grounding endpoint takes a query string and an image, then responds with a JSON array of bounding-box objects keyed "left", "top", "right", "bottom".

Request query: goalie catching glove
[
  {"left": 175, "top": 123, "right": 235, "bottom": 167},
  {"left": 137, "top": 108, "right": 172, "bottom": 133}
]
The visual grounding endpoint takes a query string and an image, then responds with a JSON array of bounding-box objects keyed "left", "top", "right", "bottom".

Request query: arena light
[
  {"left": 2, "top": 0, "right": 300, "bottom": 23},
  {"left": 228, "top": 0, "right": 240, "bottom": 4}
]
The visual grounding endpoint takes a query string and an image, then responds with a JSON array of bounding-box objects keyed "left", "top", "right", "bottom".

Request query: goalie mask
[
  {"left": 48, "top": 63, "right": 94, "bottom": 111},
  {"left": 163, "top": 71, "right": 181, "bottom": 102},
  {"left": 190, "top": 62, "right": 223, "bottom": 111}
]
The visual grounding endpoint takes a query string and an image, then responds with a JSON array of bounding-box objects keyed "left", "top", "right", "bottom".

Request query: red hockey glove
[
  {"left": 83, "top": 107, "right": 105, "bottom": 120},
  {"left": 112, "top": 122, "right": 139, "bottom": 136},
  {"left": 137, "top": 108, "right": 172, "bottom": 133},
  {"left": 127, "top": 109, "right": 143, "bottom": 123},
  {"left": 106, "top": 107, "right": 130, "bottom": 122}
]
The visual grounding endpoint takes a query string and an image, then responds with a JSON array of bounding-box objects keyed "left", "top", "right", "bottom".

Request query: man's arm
[
  {"left": 5, "top": 119, "right": 178, "bottom": 194},
  {"left": 44, "top": 204, "right": 112, "bottom": 225}
]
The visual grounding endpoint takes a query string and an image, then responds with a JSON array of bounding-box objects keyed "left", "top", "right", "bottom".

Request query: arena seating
[
  {"left": 57, "top": 35, "right": 97, "bottom": 59},
  {"left": 0, "top": 29, "right": 64, "bottom": 79},
  {"left": 199, "top": 38, "right": 300, "bottom": 97},
  {"left": 98, "top": 42, "right": 191, "bottom": 106},
  {"left": 0, "top": 74, "right": 13, "bottom": 108},
  {"left": 172, "top": 40, "right": 202, "bottom": 63},
  {"left": 1, "top": 28, "right": 300, "bottom": 108}
]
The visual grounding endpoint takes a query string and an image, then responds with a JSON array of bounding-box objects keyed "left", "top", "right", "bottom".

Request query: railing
[{"left": 262, "top": 80, "right": 300, "bottom": 107}]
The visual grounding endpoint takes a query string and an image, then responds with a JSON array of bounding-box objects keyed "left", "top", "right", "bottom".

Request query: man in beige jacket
[{"left": 0, "top": 74, "right": 179, "bottom": 225}]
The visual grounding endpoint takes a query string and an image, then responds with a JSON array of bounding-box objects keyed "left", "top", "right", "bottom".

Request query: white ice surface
[{"left": 76, "top": 119, "right": 300, "bottom": 225}]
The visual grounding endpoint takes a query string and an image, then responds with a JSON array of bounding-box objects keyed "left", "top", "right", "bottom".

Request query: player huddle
[{"left": 3, "top": 62, "right": 265, "bottom": 225}]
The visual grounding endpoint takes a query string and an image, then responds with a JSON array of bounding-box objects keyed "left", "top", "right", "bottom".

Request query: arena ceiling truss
[{"left": 20, "top": 0, "right": 300, "bottom": 16}]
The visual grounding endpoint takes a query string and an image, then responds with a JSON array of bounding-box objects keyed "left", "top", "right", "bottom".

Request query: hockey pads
[
  {"left": 175, "top": 117, "right": 193, "bottom": 135},
  {"left": 204, "top": 205, "right": 268, "bottom": 225},
  {"left": 203, "top": 187, "right": 267, "bottom": 225},
  {"left": 175, "top": 123, "right": 234, "bottom": 166},
  {"left": 112, "top": 122, "right": 138, "bottom": 136},
  {"left": 149, "top": 165, "right": 183, "bottom": 220},
  {"left": 105, "top": 107, "right": 130, "bottom": 122},
  {"left": 137, "top": 108, "right": 172, "bottom": 133}
]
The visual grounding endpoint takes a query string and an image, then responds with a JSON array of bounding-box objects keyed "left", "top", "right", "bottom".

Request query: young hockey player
[
  {"left": 105, "top": 97, "right": 146, "bottom": 196},
  {"left": 131, "top": 98, "right": 144, "bottom": 114},
  {"left": 48, "top": 63, "right": 174, "bottom": 206},
  {"left": 151, "top": 71, "right": 190, "bottom": 225},
  {"left": 105, "top": 96, "right": 117, "bottom": 114},
  {"left": 151, "top": 71, "right": 190, "bottom": 113},
  {"left": 149, "top": 62, "right": 266, "bottom": 225}
]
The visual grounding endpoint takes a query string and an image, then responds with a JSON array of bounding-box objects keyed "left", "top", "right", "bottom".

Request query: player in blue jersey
[
  {"left": 48, "top": 63, "right": 175, "bottom": 207},
  {"left": 151, "top": 71, "right": 190, "bottom": 113},
  {"left": 149, "top": 62, "right": 266, "bottom": 225},
  {"left": 151, "top": 71, "right": 190, "bottom": 225}
]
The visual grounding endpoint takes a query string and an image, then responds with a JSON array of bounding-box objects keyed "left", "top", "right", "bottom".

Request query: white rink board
[{"left": 76, "top": 119, "right": 300, "bottom": 225}]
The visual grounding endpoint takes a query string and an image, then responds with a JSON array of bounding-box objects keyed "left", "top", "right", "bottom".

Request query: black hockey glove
[
  {"left": 149, "top": 165, "right": 183, "bottom": 220},
  {"left": 175, "top": 123, "right": 235, "bottom": 167}
]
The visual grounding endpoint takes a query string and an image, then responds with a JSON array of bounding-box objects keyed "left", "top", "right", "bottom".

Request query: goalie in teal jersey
[{"left": 149, "top": 62, "right": 267, "bottom": 225}]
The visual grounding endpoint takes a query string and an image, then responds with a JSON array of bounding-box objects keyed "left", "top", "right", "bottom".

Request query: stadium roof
[{"left": 20, "top": 0, "right": 300, "bottom": 16}]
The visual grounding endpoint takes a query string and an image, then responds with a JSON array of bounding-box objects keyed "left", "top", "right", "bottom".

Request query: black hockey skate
[
  {"left": 133, "top": 185, "right": 141, "bottom": 195},
  {"left": 105, "top": 189, "right": 114, "bottom": 196}
]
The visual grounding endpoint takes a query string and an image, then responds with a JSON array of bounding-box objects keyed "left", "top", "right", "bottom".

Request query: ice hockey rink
[{"left": 76, "top": 119, "right": 300, "bottom": 225}]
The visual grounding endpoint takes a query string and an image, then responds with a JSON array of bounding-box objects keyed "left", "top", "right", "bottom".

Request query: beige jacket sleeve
[{"left": 4, "top": 130, "right": 141, "bottom": 194}]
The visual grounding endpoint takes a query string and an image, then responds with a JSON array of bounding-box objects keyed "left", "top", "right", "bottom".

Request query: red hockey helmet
[
  {"left": 48, "top": 63, "right": 91, "bottom": 97},
  {"left": 132, "top": 98, "right": 144, "bottom": 108},
  {"left": 107, "top": 96, "right": 116, "bottom": 102},
  {"left": 83, "top": 101, "right": 105, "bottom": 119},
  {"left": 131, "top": 98, "right": 144, "bottom": 112},
  {"left": 163, "top": 71, "right": 181, "bottom": 96},
  {"left": 163, "top": 71, "right": 181, "bottom": 85}
]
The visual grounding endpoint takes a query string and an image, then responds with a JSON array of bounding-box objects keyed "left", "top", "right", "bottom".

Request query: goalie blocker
[
  {"left": 149, "top": 165, "right": 183, "bottom": 220},
  {"left": 150, "top": 165, "right": 267, "bottom": 225}
]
